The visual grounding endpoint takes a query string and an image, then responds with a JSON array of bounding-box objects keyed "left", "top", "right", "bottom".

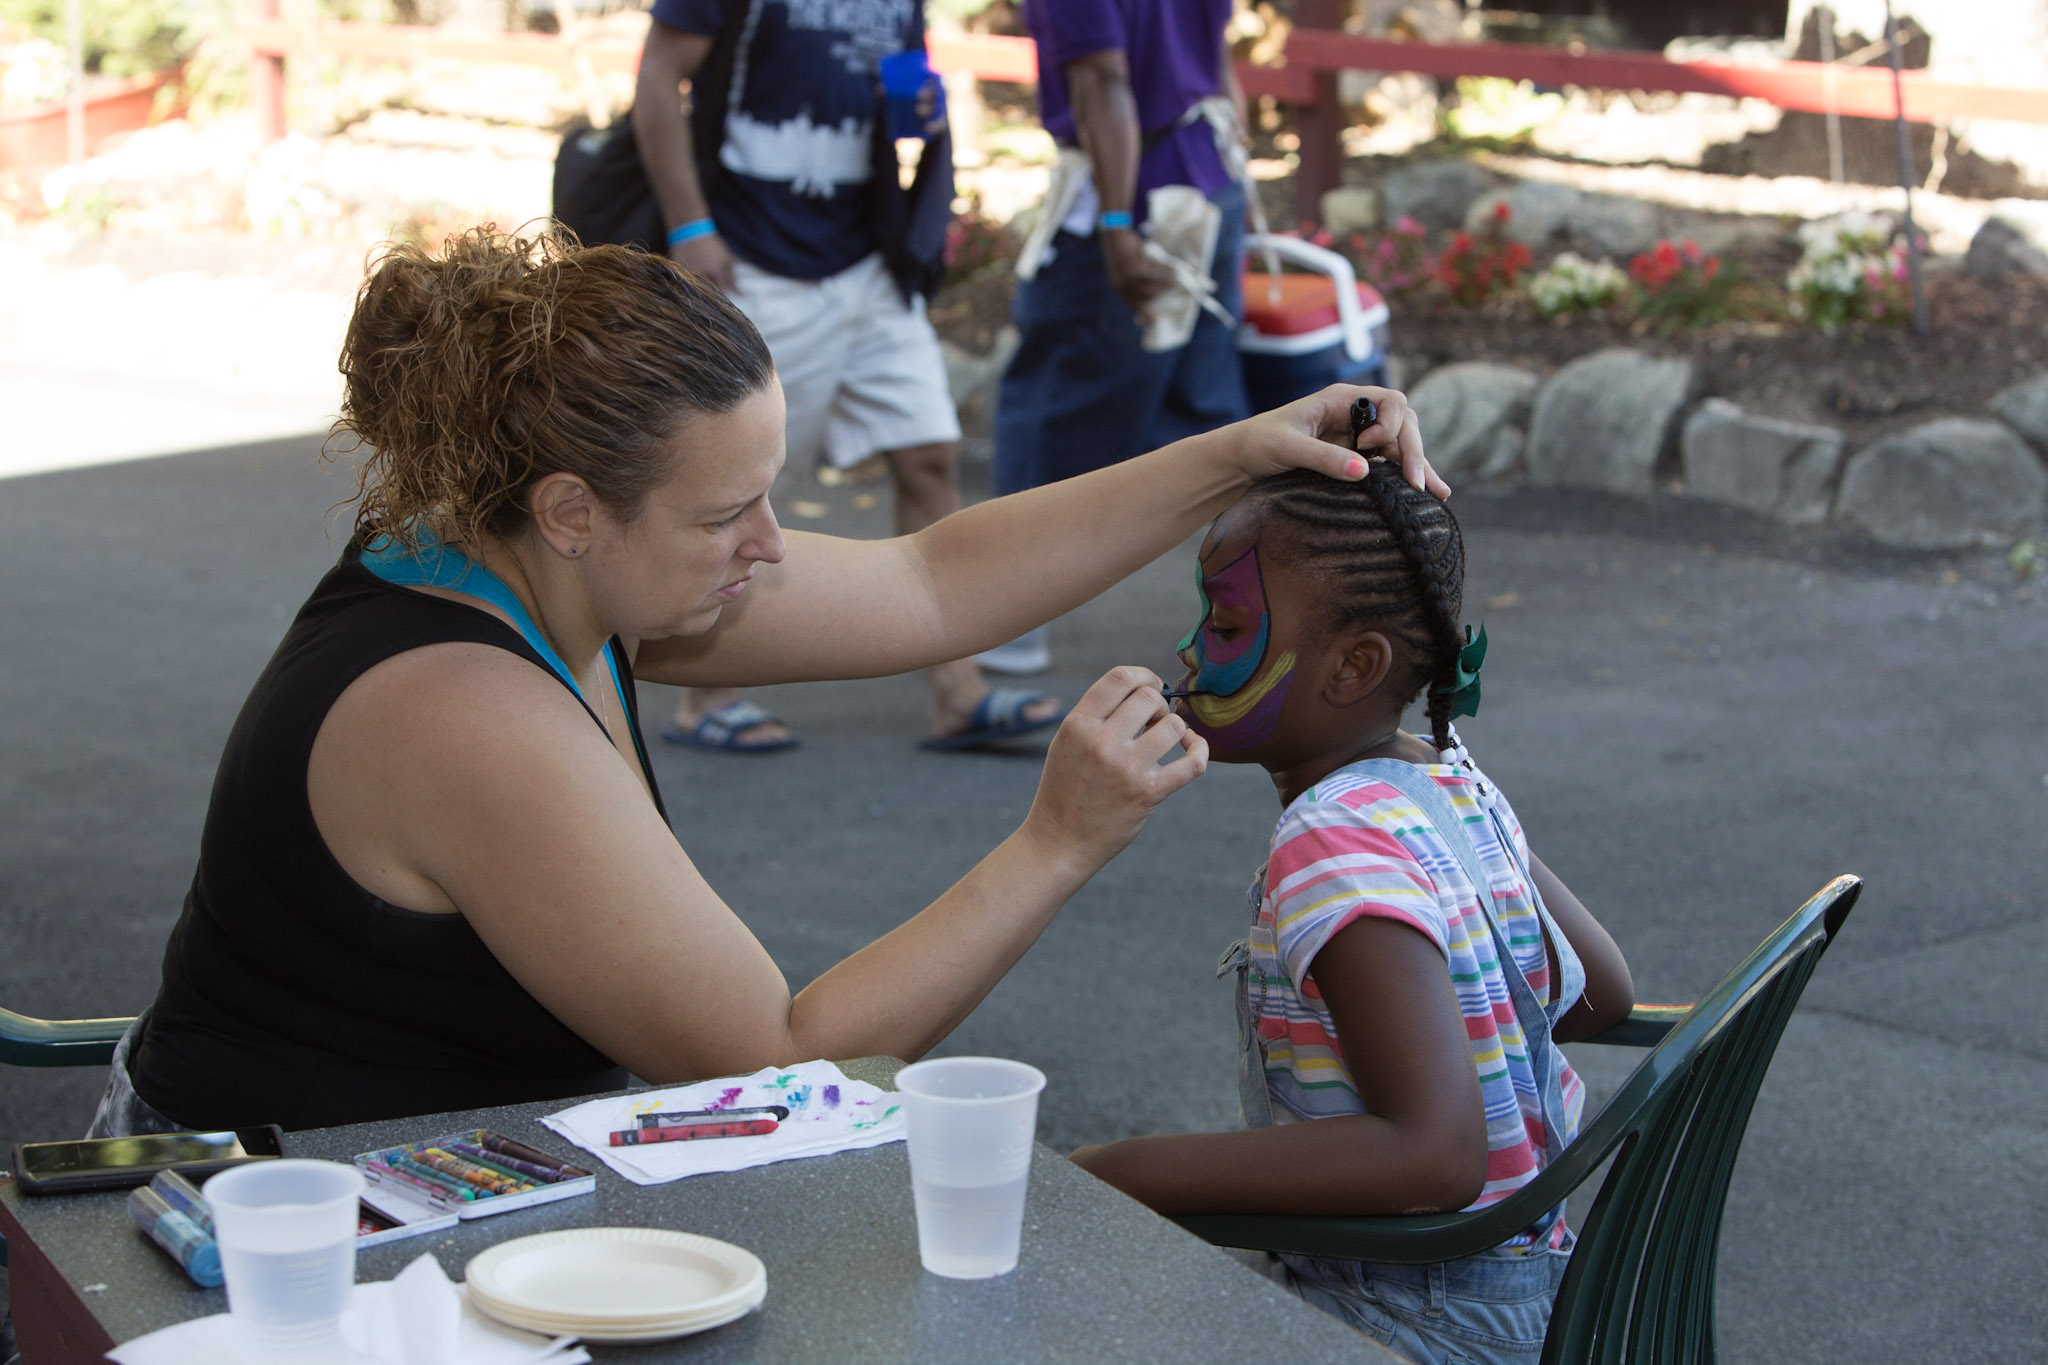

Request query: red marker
[{"left": 608, "top": 1117, "right": 779, "bottom": 1146}]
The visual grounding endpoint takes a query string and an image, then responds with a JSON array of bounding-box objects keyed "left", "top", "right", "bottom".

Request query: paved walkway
[{"left": 1, "top": 435, "right": 2042, "bottom": 1362}]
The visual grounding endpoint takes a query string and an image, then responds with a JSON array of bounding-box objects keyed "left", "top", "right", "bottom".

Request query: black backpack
[{"left": 550, "top": 0, "right": 748, "bottom": 252}]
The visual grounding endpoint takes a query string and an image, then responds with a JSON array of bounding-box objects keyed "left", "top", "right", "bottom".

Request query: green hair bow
[{"left": 1431, "top": 623, "right": 1487, "bottom": 720}]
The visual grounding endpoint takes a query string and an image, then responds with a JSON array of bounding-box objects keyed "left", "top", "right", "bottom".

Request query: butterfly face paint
[{"left": 1175, "top": 545, "right": 1297, "bottom": 753}]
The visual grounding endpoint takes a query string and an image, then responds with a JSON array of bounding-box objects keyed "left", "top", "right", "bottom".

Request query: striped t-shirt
[{"left": 1248, "top": 756, "right": 1584, "bottom": 1252}]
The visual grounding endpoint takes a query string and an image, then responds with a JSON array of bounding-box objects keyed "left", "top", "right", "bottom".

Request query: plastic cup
[
  {"left": 895, "top": 1056, "right": 1045, "bottom": 1279},
  {"left": 203, "top": 1159, "right": 364, "bottom": 1362},
  {"left": 878, "top": 48, "right": 943, "bottom": 140}
]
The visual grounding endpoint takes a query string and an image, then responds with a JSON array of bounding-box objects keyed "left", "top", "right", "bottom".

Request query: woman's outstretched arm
[
  {"left": 324, "top": 652, "right": 1204, "bottom": 1082},
  {"left": 634, "top": 385, "right": 1444, "bottom": 688}
]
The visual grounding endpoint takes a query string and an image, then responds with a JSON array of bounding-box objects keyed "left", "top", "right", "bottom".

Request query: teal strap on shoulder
[{"left": 358, "top": 534, "right": 626, "bottom": 712}]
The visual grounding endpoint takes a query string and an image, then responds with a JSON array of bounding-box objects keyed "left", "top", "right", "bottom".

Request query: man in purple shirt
[{"left": 980, "top": 0, "right": 1251, "bottom": 676}]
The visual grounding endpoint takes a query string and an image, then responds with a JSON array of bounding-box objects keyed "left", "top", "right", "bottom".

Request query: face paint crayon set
[{"left": 352, "top": 1128, "right": 594, "bottom": 1242}]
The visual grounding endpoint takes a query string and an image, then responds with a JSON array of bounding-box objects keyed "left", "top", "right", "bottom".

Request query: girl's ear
[{"left": 1325, "top": 630, "right": 1394, "bottom": 708}]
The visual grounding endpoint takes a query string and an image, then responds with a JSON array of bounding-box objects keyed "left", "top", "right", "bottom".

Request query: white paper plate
[
  {"left": 465, "top": 1228, "right": 765, "bottom": 1331},
  {"left": 465, "top": 1279, "right": 767, "bottom": 1343}
]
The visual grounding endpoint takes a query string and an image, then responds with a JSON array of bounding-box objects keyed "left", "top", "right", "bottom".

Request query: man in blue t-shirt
[
  {"left": 635, "top": 0, "right": 1061, "bottom": 752},
  {"left": 978, "top": 0, "right": 1250, "bottom": 677}
]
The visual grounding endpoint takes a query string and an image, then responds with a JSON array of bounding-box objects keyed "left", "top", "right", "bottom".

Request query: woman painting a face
[{"left": 92, "top": 227, "right": 1444, "bottom": 1139}]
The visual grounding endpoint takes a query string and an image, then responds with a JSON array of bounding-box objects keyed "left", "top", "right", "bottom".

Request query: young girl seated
[{"left": 1072, "top": 463, "right": 1634, "bottom": 1365}]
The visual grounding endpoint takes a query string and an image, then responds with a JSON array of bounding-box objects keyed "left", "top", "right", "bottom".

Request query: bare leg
[{"left": 886, "top": 441, "right": 1062, "bottom": 739}]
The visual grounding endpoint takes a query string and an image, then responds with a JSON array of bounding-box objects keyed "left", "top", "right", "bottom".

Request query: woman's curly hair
[{"left": 329, "top": 225, "right": 774, "bottom": 553}]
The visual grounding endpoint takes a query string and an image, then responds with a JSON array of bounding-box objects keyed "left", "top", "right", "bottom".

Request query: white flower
[{"left": 1528, "top": 252, "right": 1627, "bottom": 316}]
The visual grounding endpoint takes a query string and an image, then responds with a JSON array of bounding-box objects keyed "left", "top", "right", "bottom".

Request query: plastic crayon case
[{"left": 352, "top": 1128, "right": 594, "bottom": 1221}]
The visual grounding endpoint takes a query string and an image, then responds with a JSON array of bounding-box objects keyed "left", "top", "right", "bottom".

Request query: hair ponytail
[{"left": 331, "top": 225, "right": 774, "bottom": 554}]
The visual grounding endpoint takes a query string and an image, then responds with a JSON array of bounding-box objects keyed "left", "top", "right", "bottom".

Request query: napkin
[
  {"left": 541, "top": 1060, "right": 905, "bottom": 1186},
  {"left": 106, "top": 1253, "right": 591, "bottom": 1365}
]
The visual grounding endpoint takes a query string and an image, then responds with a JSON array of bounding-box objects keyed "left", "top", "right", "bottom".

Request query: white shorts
[{"left": 729, "top": 253, "right": 962, "bottom": 470}]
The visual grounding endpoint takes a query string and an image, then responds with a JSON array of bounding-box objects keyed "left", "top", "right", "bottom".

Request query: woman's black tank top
[{"left": 130, "top": 545, "right": 653, "bottom": 1131}]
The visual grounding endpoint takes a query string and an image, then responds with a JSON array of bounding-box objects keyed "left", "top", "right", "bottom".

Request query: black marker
[{"left": 1161, "top": 686, "right": 1212, "bottom": 701}]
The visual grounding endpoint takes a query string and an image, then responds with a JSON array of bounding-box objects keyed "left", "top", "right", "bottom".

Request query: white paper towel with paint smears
[{"left": 540, "top": 1060, "right": 905, "bottom": 1186}]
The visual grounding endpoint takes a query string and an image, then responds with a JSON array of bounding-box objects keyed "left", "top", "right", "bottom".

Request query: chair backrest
[
  {"left": 1175, "top": 874, "right": 1860, "bottom": 1365},
  {"left": 0, "top": 1006, "right": 133, "bottom": 1068}
]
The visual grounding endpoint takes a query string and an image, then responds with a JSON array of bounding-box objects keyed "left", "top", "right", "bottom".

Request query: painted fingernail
[{"left": 1345, "top": 456, "right": 1367, "bottom": 479}]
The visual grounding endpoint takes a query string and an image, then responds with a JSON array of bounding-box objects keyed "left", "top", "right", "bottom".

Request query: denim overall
[{"left": 1225, "top": 759, "right": 1584, "bottom": 1365}]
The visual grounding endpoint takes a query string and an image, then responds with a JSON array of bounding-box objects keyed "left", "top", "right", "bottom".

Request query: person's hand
[
  {"left": 1069, "top": 1143, "right": 1112, "bottom": 1175},
  {"left": 1100, "top": 228, "right": 1176, "bottom": 322},
  {"left": 670, "top": 232, "right": 737, "bottom": 293},
  {"left": 915, "top": 75, "right": 947, "bottom": 137},
  {"left": 1021, "top": 666, "right": 1205, "bottom": 871},
  {"left": 1224, "top": 384, "right": 1449, "bottom": 501},
  {"left": 1068, "top": 1140, "right": 1145, "bottom": 1200}
]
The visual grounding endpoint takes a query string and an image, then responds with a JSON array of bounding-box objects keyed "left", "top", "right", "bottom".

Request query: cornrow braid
[{"left": 1244, "top": 463, "right": 1468, "bottom": 750}]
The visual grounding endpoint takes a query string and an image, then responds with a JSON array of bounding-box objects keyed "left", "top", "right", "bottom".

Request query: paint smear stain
[
  {"left": 706, "top": 1087, "right": 744, "bottom": 1111},
  {"left": 822, "top": 1085, "right": 841, "bottom": 1109},
  {"left": 787, "top": 1084, "right": 812, "bottom": 1111}
]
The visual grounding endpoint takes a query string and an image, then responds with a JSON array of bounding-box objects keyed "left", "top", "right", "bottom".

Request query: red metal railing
[{"left": 234, "top": 15, "right": 2048, "bottom": 219}]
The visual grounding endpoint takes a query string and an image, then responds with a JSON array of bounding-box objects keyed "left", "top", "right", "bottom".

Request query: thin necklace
[
  {"left": 589, "top": 651, "right": 615, "bottom": 742},
  {"left": 503, "top": 547, "right": 614, "bottom": 743}
]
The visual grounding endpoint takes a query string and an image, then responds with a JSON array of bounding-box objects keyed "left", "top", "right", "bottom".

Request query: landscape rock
[
  {"left": 1966, "top": 198, "right": 2048, "bottom": 278},
  {"left": 1407, "top": 362, "right": 1540, "bottom": 480},
  {"left": 1526, "top": 349, "right": 1700, "bottom": 496},
  {"left": 1319, "top": 185, "right": 1379, "bottom": 237},
  {"left": 1462, "top": 181, "right": 1581, "bottom": 247},
  {"left": 1964, "top": 216, "right": 2048, "bottom": 278},
  {"left": 1478, "top": 426, "right": 1524, "bottom": 480},
  {"left": 1379, "top": 160, "right": 1493, "bottom": 232},
  {"left": 1680, "top": 398, "right": 1845, "bottom": 524},
  {"left": 1990, "top": 371, "right": 2048, "bottom": 452},
  {"left": 1834, "top": 418, "right": 2048, "bottom": 549},
  {"left": 1567, "top": 192, "right": 1663, "bottom": 260}
]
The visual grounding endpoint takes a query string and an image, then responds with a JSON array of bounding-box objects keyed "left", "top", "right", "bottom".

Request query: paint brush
[
  {"left": 636, "top": 1105, "right": 789, "bottom": 1128},
  {"left": 610, "top": 1118, "right": 779, "bottom": 1147},
  {"left": 1161, "top": 686, "right": 1212, "bottom": 701}
]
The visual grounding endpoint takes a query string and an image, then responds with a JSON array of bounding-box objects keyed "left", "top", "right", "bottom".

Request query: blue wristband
[
  {"left": 666, "top": 218, "right": 715, "bottom": 247},
  {"left": 1097, "top": 210, "right": 1134, "bottom": 232}
]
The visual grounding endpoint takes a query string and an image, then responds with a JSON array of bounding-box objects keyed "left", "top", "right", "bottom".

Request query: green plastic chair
[
  {"left": 1176, "top": 874, "right": 1860, "bottom": 1365},
  {"left": 0, "top": 1005, "right": 132, "bottom": 1068}
]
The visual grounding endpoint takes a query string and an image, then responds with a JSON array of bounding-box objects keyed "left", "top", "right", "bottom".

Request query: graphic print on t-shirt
[{"left": 721, "top": 0, "right": 914, "bottom": 199}]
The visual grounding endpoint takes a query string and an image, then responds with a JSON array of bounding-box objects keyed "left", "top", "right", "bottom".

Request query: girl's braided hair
[{"left": 1243, "top": 463, "right": 1468, "bottom": 751}]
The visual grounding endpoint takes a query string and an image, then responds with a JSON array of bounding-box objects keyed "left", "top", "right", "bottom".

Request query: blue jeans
[
  {"left": 1284, "top": 1250, "right": 1573, "bottom": 1365},
  {"left": 992, "top": 182, "right": 1250, "bottom": 495}
]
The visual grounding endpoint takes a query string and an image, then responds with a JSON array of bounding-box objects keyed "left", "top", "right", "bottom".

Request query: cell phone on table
[{"left": 11, "top": 1126, "right": 286, "bottom": 1195}]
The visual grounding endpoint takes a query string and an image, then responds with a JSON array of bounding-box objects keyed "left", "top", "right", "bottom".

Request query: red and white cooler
[{"left": 1237, "top": 234, "right": 1391, "bottom": 413}]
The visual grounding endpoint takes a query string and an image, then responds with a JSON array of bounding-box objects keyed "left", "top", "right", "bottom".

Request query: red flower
[
  {"left": 1702, "top": 256, "right": 1721, "bottom": 282},
  {"left": 1492, "top": 200, "right": 1512, "bottom": 222},
  {"left": 1451, "top": 232, "right": 1473, "bottom": 254}
]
